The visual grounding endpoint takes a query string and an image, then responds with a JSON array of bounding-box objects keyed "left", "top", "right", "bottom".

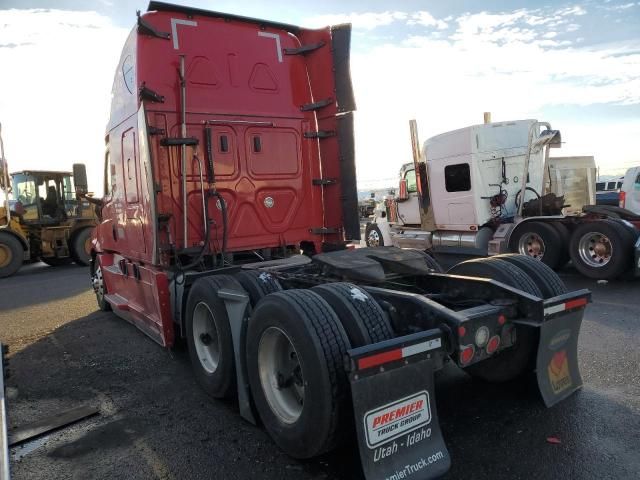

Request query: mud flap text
[{"left": 350, "top": 359, "right": 451, "bottom": 480}]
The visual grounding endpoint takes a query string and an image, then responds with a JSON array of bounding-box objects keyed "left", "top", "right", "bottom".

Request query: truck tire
[
  {"left": 494, "top": 254, "right": 567, "bottom": 298},
  {"left": 447, "top": 258, "right": 540, "bottom": 382},
  {"left": 447, "top": 258, "right": 542, "bottom": 298},
  {"left": 312, "top": 283, "right": 394, "bottom": 347},
  {"left": 235, "top": 270, "right": 282, "bottom": 307},
  {"left": 91, "top": 258, "right": 111, "bottom": 312},
  {"left": 569, "top": 219, "right": 633, "bottom": 279},
  {"left": 410, "top": 249, "right": 444, "bottom": 273},
  {"left": 71, "top": 227, "right": 92, "bottom": 266},
  {"left": 508, "top": 221, "right": 563, "bottom": 269},
  {"left": 365, "top": 223, "right": 384, "bottom": 247},
  {"left": 0, "top": 232, "right": 23, "bottom": 278},
  {"left": 185, "top": 275, "right": 241, "bottom": 399},
  {"left": 247, "top": 290, "right": 351, "bottom": 458}
]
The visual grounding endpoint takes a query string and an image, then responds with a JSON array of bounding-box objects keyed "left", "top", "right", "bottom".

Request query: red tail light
[
  {"left": 460, "top": 344, "right": 475, "bottom": 364},
  {"left": 619, "top": 191, "right": 626, "bottom": 208},
  {"left": 486, "top": 335, "right": 501, "bottom": 354}
]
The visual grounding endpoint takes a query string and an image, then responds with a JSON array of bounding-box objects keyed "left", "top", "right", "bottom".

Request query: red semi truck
[{"left": 82, "top": 3, "right": 591, "bottom": 478}]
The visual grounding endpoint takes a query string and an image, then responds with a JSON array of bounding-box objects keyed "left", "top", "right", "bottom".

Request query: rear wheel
[
  {"left": 247, "top": 290, "right": 351, "bottom": 458},
  {"left": 569, "top": 220, "right": 633, "bottom": 279},
  {"left": 410, "top": 249, "right": 444, "bottom": 273},
  {"left": 234, "top": 270, "right": 282, "bottom": 307},
  {"left": 91, "top": 258, "right": 111, "bottom": 311},
  {"left": 494, "top": 254, "right": 567, "bottom": 298},
  {"left": 447, "top": 258, "right": 540, "bottom": 382},
  {"left": 447, "top": 258, "right": 542, "bottom": 297},
  {"left": 186, "top": 275, "right": 240, "bottom": 399},
  {"left": 71, "top": 228, "right": 92, "bottom": 266},
  {"left": 509, "top": 221, "right": 563, "bottom": 269},
  {"left": 312, "top": 282, "right": 394, "bottom": 347},
  {"left": 0, "top": 232, "right": 23, "bottom": 278},
  {"left": 365, "top": 223, "right": 384, "bottom": 247}
]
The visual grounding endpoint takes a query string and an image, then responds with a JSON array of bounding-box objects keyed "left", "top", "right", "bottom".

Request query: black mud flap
[
  {"left": 535, "top": 295, "right": 588, "bottom": 407},
  {"left": 348, "top": 331, "right": 451, "bottom": 480}
]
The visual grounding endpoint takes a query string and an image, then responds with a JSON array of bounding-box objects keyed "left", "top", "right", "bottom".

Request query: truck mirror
[
  {"left": 398, "top": 178, "right": 409, "bottom": 201},
  {"left": 73, "top": 163, "right": 88, "bottom": 193}
]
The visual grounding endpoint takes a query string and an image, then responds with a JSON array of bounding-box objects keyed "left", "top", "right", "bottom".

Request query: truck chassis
[{"left": 93, "top": 246, "right": 589, "bottom": 479}]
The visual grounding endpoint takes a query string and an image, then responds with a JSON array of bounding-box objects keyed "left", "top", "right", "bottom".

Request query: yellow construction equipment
[{"left": 0, "top": 123, "right": 97, "bottom": 278}]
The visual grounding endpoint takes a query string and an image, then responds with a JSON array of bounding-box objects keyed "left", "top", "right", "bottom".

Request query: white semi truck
[{"left": 366, "top": 119, "right": 640, "bottom": 280}]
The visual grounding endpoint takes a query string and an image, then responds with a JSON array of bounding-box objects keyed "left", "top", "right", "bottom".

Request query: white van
[{"left": 619, "top": 166, "right": 640, "bottom": 214}]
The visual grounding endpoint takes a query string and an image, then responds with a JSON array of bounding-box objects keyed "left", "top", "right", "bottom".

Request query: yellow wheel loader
[{"left": 0, "top": 124, "right": 97, "bottom": 278}]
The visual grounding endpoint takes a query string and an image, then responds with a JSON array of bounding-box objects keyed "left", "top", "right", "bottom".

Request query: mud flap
[
  {"left": 535, "top": 308, "right": 584, "bottom": 407},
  {"left": 348, "top": 332, "right": 451, "bottom": 480}
]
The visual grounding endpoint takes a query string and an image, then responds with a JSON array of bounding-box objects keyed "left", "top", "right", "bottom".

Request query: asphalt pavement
[{"left": 0, "top": 262, "right": 639, "bottom": 480}]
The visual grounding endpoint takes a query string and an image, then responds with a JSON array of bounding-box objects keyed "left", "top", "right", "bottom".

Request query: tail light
[
  {"left": 619, "top": 191, "right": 626, "bottom": 208},
  {"left": 486, "top": 336, "right": 501, "bottom": 354},
  {"left": 460, "top": 344, "right": 475, "bottom": 365}
]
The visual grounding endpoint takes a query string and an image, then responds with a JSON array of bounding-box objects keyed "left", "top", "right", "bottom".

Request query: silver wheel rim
[
  {"left": 92, "top": 266, "right": 105, "bottom": 302},
  {"left": 192, "top": 302, "right": 221, "bottom": 374},
  {"left": 578, "top": 232, "right": 612, "bottom": 267},
  {"left": 367, "top": 229, "right": 380, "bottom": 247},
  {"left": 258, "top": 327, "right": 304, "bottom": 424},
  {"left": 518, "top": 232, "right": 545, "bottom": 260}
]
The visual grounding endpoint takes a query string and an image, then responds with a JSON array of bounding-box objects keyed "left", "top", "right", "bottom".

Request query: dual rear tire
[
  {"left": 508, "top": 221, "right": 567, "bottom": 270},
  {"left": 509, "top": 219, "right": 637, "bottom": 279},
  {"left": 447, "top": 256, "right": 568, "bottom": 383},
  {"left": 247, "top": 283, "right": 394, "bottom": 458},
  {"left": 568, "top": 219, "right": 635, "bottom": 279},
  {"left": 184, "top": 275, "right": 394, "bottom": 459}
]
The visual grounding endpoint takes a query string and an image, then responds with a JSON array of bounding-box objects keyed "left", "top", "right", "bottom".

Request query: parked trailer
[
  {"left": 366, "top": 119, "right": 640, "bottom": 280},
  {"left": 87, "top": 3, "right": 591, "bottom": 478}
]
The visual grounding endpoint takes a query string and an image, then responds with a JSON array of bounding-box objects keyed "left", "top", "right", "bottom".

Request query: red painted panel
[{"left": 98, "top": 7, "right": 356, "bottom": 345}]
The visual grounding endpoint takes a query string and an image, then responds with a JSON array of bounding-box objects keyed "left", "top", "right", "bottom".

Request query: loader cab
[{"left": 11, "top": 171, "right": 81, "bottom": 224}]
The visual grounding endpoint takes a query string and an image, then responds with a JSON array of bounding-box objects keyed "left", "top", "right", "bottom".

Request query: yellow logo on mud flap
[{"left": 548, "top": 350, "right": 572, "bottom": 394}]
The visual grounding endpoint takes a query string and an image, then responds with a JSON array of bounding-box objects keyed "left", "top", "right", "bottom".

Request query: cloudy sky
[{"left": 0, "top": 0, "right": 638, "bottom": 193}]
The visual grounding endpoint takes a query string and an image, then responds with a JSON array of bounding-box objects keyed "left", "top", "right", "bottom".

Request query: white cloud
[
  {"left": 408, "top": 11, "right": 448, "bottom": 30},
  {"left": 558, "top": 5, "right": 587, "bottom": 16},
  {"left": 304, "top": 9, "right": 450, "bottom": 31},
  {"left": 605, "top": 2, "right": 638, "bottom": 11},
  {"left": 346, "top": 6, "right": 639, "bottom": 186},
  {"left": 0, "top": 9, "right": 129, "bottom": 194},
  {"left": 303, "top": 11, "right": 407, "bottom": 30}
]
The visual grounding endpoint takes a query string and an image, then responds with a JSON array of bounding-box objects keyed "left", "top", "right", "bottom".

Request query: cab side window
[{"left": 444, "top": 163, "right": 471, "bottom": 192}]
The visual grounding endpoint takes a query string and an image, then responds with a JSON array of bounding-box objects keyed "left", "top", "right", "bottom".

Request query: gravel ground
[{"left": 0, "top": 261, "right": 639, "bottom": 480}]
